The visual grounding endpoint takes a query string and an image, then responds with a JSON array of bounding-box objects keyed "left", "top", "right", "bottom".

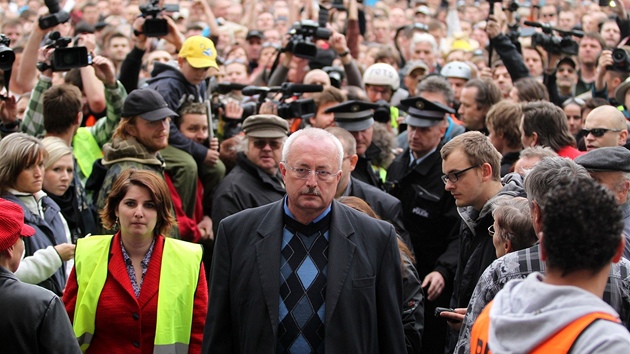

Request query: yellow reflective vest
[{"left": 72, "top": 235, "right": 202, "bottom": 353}]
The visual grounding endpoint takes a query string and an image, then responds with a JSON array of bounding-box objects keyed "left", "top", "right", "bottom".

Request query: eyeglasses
[
  {"left": 285, "top": 165, "right": 341, "bottom": 181},
  {"left": 488, "top": 224, "right": 495, "bottom": 237},
  {"left": 441, "top": 165, "right": 480, "bottom": 184},
  {"left": 366, "top": 86, "right": 392, "bottom": 96},
  {"left": 252, "top": 139, "right": 282, "bottom": 150},
  {"left": 580, "top": 128, "right": 623, "bottom": 137}
]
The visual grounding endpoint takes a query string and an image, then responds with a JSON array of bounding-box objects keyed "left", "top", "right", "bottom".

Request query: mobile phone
[
  {"left": 599, "top": 0, "right": 612, "bottom": 6},
  {"left": 434, "top": 307, "right": 461, "bottom": 323},
  {"left": 434, "top": 307, "right": 455, "bottom": 317}
]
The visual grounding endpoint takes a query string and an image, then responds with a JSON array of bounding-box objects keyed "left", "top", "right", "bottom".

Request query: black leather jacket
[{"left": 0, "top": 266, "right": 81, "bottom": 353}]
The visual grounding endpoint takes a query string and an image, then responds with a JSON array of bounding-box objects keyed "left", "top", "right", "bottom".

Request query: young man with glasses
[
  {"left": 211, "top": 114, "right": 289, "bottom": 236},
  {"left": 386, "top": 96, "right": 462, "bottom": 354},
  {"left": 204, "top": 127, "right": 406, "bottom": 353},
  {"left": 439, "top": 131, "right": 525, "bottom": 352},
  {"left": 582, "top": 105, "right": 628, "bottom": 151}
]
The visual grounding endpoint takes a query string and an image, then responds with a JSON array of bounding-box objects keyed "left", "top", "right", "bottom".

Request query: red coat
[{"left": 63, "top": 233, "right": 208, "bottom": 354}]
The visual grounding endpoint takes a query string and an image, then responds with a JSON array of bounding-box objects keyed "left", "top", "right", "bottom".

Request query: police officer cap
[
  {"left": 575, "top": 146, "right": 630, "bottom": 172},
  {"left": 326, "top": 100, "right": 379, "bottom": 131},
  {"left": 399, "top": 96, "right": 454, "bottom": 128}
]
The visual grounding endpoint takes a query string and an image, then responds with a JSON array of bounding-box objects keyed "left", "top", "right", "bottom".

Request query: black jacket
[
  {"left": 386, "top": 148, "right": 460, "bottom": 282},
  {"left": 490, "top": 34, "right": 529, "bottom": 84},
  {"left": 353, "top": 143, "right": 384, "bottom": 190},
  {"left": 347, "top": 177, "right": 412, "bottom": 250},
  {"left": 0, "top": 266, "right": 81, "bottom": 353},
  {"left": 211, "top": 152, "right": 286, "bottom": 235}
]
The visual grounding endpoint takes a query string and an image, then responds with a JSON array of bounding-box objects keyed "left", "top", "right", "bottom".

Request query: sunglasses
[
  {"left": 252, "top": 139, "right": 282, "bottom": 150},
  {"left": 580, "top": 128, "right": 623, "bottom": 137}
]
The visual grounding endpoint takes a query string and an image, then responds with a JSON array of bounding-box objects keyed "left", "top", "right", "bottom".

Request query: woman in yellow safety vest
[{"left": 63, "top": 169, "right": 208, "bottom": 354}]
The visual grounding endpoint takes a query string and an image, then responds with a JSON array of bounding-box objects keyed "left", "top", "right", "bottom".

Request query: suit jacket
[
  {"left": 348, "top": 177, "right": 411, "bottom": 249},
  {"left": 203, "top": 199, "right": 406, "bottom": 354},
  {"left": 63, "top": 233, "right": 208, "bottom": 354}
]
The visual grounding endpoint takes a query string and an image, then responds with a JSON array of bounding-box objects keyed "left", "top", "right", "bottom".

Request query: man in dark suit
[
  {"left": 327, "top": 126, "right": 411, "bottom": 249},
  {"left": 203, "top": 128, "right": 406, "bottom": 354}
]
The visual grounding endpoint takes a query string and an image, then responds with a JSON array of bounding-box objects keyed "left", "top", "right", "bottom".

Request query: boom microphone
[{"left": 281, "top": 83, "right": 324, "bottom": 94}]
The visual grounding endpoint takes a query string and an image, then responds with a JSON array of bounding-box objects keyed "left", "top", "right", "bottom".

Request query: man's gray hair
[
  {"left": 417, "top": 76, "right": 454, "bottom": 105},
  {"left": 524, "top": 157, "right": 591, "bottom": 207},
  {"left": 282, "top": 127, "right": 344, "bottom": 169},
  {"left": 410, "top": 33, "right": 438, "bottom": 53}
]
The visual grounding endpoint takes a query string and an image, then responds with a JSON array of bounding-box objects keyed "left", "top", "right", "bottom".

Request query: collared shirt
[
  {"left": 408, "top": 146, "right": 437, "bottom": 168},
  {"left": 454, "top": 244, "right": 630, "bottom": 353},
  {"left": 120, "top": 236, "right": 156, "bottom": 298}
]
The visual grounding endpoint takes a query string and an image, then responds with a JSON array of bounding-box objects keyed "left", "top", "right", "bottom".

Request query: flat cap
[
  {"left": 326, "top": 100, "right": 379, "bottom": 131},
  {"left": 575, "top": 146, "right": 630, "bottom": 172},
  {"left": 242, "top": 114, "right": 289, "bottom": 138},
  {"left": 399, "top": 96, "right": 454, "bottom": 128}
]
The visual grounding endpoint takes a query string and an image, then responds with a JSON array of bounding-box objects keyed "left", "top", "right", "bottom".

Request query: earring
[{"left": 115, "top": 216, "right": 119, "bottom": 226}]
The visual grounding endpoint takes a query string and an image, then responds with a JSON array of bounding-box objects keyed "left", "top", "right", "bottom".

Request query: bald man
[
  {"left": 302, "top": 69, "right": 330, "bottom": 99},
  {"left": 583, "top": 105, "right": 628, "bottom": 151}
]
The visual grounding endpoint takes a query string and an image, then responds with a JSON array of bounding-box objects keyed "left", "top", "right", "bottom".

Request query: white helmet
[
  {"left": 440, "top": 61, "right": 472, "bottom": 80},
  {"left": 363, "top": 63, "right": 400, "bottom": 91}
]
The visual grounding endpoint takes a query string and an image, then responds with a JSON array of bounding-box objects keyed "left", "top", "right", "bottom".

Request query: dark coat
[
  {"left": 348, "top": 177, "right": 412, "bottom": 249},
  {"left": 386, "top": 148, "right": 460, "bottom": 281},
  {"left": 211, "top": 152, "right": 286, "bottom": 235},
  {"left": 2, "top": 193, "right": 67, "bottom": 295},
  {"left": 203, "top": 199, "right": 406, "bottom": 354},
  {"left": 0, "top": 266, "right": 81, "bottom": 353},
  {"left": 352, "top": 143, "right": 384, "bottom": 190}
]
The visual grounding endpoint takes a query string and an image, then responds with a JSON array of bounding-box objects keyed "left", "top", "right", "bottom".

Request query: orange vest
[{"left": 471, "top": 300, "right": 620, "bottom": 354}]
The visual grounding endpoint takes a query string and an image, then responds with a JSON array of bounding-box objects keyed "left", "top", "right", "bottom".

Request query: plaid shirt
[
  {"left": 22, "top": 75, "right": 126, "bottom": 149},
  {"left": 454, "top": 244, "right": 630, "bottom": 354}
]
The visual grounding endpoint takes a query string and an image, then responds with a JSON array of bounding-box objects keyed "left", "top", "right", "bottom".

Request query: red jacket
[{"left": 63, "top": 233, "right": 208, "bottom": 354}]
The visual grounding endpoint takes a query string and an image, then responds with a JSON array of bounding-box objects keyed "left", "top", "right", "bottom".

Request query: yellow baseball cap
[{"left": 179, "top": 36, "right": 219, "bottom": 69}]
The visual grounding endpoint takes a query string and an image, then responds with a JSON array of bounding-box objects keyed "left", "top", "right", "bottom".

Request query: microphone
[
  {"left": 281, "top": 83, "right": 324, "bottom": 94},
  {"left": 523, "top": 21, "right": 542, "bottom": 28},
  {"left": 241, "top": 86, "right": 273, "bottom": 96},
  {"left": 216, "top": 82, "right": 248, "bottom": 94}
]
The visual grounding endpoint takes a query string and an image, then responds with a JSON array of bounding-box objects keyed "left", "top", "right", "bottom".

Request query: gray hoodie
[{"left": 486, "top": 272, "right": 630, "bottom": 353}]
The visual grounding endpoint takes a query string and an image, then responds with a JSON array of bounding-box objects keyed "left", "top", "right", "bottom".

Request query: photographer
[
  {"left": 16, "top": 22, "right": 105, "bottom": 117},
  {"left": 593, "top": 49, "right": 630, "bottom": 106},
  {"left": 118, "top": 15, "right": 185, "bottom": 93},
  {"left": 485, "top": 13, "right": 529, "bottom": 88},
  {"left": 268, "top": 30, "right": 363, "bottom": 89}
]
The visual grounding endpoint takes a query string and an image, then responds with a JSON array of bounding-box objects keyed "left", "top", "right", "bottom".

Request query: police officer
[
  {"left": 326, "top": 100, "right": 387, "bottom": 190},
  {"left": 386, "top": 96, "right": 461, "bottom": 354}
]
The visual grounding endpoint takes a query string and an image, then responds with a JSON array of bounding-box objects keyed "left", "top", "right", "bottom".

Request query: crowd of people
[{"left": 1, "top": 0, "right": 630, "bottom": 352}]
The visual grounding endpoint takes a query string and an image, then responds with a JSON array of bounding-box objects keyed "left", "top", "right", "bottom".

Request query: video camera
[
  {"left": 240, "top": 83, "right": 324, "bottom": 120},
  {"left": 285, "top": 20, "right": 332, "bottom": 60},
  {"left": 0, "top": 34, "right": 14, "bottom": 72},
  {"left": 37, "top": 31, "right": 91, "bottom": 72},
  {"left": 39, "top": 0, "right": 70, "bottom": 30},
  {"left": 524, "top": 21, "right": 583, "bottom": 56},
  {"left": 139, "top": 0, "right": 179, "bottom": 37},
  {"left": 373, "top": 100, "right": 391, "bottom": 124},
  {"left": 607, "top": 48, "right": 630, "bottom": 72},
  {"left": 323, "top": 66, "right": 345, "bottom": 88}
]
